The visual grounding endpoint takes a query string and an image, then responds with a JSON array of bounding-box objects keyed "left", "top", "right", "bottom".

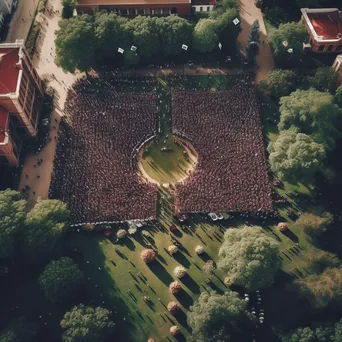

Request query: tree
[
  {"left": 309, "top": 66, "right": 339, "bottom": 93},
  {"left": 213, "top": 8, "right": 241, "bottom": 50},
  {"left": 282, "top": 319, "right": 342, "bottom": 342},
  {"left": 246, "top": 20, "right": 260, "bottom": 65},
  {"left": 193, "top": 19, "right": 219, "bottom": 53},
  {"left": 261, "top": 69, "right": 297, "bottom": 98},
  {"left": 268, "top": 131, "right": 326, "bottom": 183},
  {"left": 295, "top": 248, "right": 341, "bottom": 275},
  {"left": 334, "top": 85, "right": 342, "bottom": 107},
  {"left": 0, "top": 190, "right": 26, "bottom": 259},
  {"left": 218, "top": 225, "right": 280, "bottom": 291},
  {"left": 94, "top": 11, "right": 131, "bottom": 63},
  {"left": 22, "top": 199, "right": 70, "bottom": 261},
  {"left": 62, "top": 0, "right": 75, "bottom": 19},
  {"left": 278, "top": 89, "right": 342, "bottom": 149},
  {"left": 293, "top": 267, "right": 342, "bottom": 309},
  {"left": 124, "top": 50, "right": 140, "bottom": 66},
  {"left": 295, "top": 212, "right": 333, "bottom": 239},
  {"left": 269, "top": 22, "right": 308, "bottom": 67},
  {"left": 61, "top": 304, "right": 115, "bottom": 342},
  {"left": 123, "top": 16, "right": 160, "bottom": 59},
  {"left": 39, "top": 257, "right": 85, "bottom": 303},
  {"left": 202, "top": 260, "right": 216, "bottom": 275},
  {"left": 155, "top": 16, "right": 193, "bottom": 56},
  {"left": 55, "top": 14, "right": 95, "bottom": 73},
  {"left": 187, "top": 291, "right": 255, "bottom": 342},
  {"left": 0, "top": 317, "right": 38, "bottom": 342}
]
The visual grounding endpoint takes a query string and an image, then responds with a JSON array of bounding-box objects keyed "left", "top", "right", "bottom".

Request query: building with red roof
[
  {"left": 301, "top": 8, "right": 342, "bottom": 53},
  {"left": 75, "top": 0, "right": 216, "bottom": 16},
  {"left": 0, "top": 40, "right": 44, "bottom": 167}
]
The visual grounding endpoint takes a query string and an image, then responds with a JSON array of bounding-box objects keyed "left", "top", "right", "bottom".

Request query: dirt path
[{"left": 238, "top": 0, "right": 274, "bottom": 82}]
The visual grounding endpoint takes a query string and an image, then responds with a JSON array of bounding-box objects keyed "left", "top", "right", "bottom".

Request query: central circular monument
[{"left": 139, "top": 133, "right": 197, "bottom": 185}]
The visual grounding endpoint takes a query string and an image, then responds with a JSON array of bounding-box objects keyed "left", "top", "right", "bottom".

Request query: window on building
[
  {"left": 200, "top": 6, "right": 203, "bottom": 11},
  {"left": 207, "top": 6, "right": 210, "bottom": 11},
  {"left": 327, "top": 45, "right": 334, "bottom": 52},
  {"left": 154, "top": 8, "right": 161, "bottom": 14},
  {"left": 318, "top": 45, "right": 325, "bottom": 52},
  {"left": 335, "top": 45, "right": 342, "bottom": 52},
  {"left": 171, "top": 7, "right": 177, "bottom": 13},
  {"left": 163, "top": 8, "right": 169, "bottom": 14},
  {"left": 129, "top": 9, "right": 135, "bottom": 15},
  {"left": 145, "top": 8, "right": 151, "bottom": 14},
  {"left": 137, "top": 8, "right": 144, "bottom": 14}
]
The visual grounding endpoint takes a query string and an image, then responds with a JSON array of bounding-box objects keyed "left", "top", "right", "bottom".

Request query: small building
[
  {"left": 301, "top": 8, "right": 342, "bottom": 53},
  {"left": 75, "top": 0, "right": 191, "bottom": 16},
  {"left": 333, "top": 54, "right": 342, "bottom": 84},
  {"left": 0, "top": 0, "right": 14, "bottom": 15},
  {"left": 191, "top": 0, "right": 215, "bottom": 13},
  {"left": 0, "top": 40, "right": 44, "bottom": 166}
]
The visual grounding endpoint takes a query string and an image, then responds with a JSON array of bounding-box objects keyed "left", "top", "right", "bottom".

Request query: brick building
[
  {"left": 301, "top": 8, "right": 342, "bottom": 53},
  {"left": 75, "top": 0, "right": 208, "bottom": 16},
  {"left": 0, "top": 40, "right": 44, "bottom": 166},
  {"left": 333, "top": 54, "right": 342, "bottom": 84}
]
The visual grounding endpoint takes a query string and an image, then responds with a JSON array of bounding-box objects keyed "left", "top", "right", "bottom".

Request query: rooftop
[
  {"left": 76, "top": 0, "right": 189, "bottom": 5},
  {"left": 301, "top": 8, "right": 342, "bottom": 42},
  {"left": 192, "top": 0, "right": 215, "bottom": 5},
  {"left": 0, "top": 47, "right": 20, "bottom": 95}
]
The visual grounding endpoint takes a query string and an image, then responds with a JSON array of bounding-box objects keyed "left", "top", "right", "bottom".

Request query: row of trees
[
  {"left": 0, "top": 190, "right": 69, "bottom": 261},
  {"left": 267, "top": 87, "right": 342, "bottom": 184},
  {"left": 55, "top": 4, "right": 241, "bottom": 73}
]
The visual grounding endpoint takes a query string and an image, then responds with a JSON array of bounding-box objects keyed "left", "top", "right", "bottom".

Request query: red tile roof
[
  {"left": 0, "top": 48, "right": 20, "bottom": 95},
  {"left": 0, "top": 107, "right": 9, "bottom": 144},
  {"left": 307, "top": 11, "right": 342, "bottom": 39}
]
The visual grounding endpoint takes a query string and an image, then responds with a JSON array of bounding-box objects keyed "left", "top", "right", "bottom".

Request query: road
[
  {"left": 6, "top": 0, "right": 39, "bottom": 42},
  {"left": 238, "top": 0, "right": 274, "bottom": 82}
]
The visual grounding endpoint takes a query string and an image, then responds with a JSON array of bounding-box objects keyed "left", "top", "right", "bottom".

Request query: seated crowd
[
  {"left": 172, "top": 78, "right": 273, "bottom": 214},
  {"left": 50, "top": 77, "right": 158, "bottom": 224}
]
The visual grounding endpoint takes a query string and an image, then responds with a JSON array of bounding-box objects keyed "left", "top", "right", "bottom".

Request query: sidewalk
[
  {"left": 6, "top": 0, "right": 39, "bottom": 42},
  {"left": 238, "top": 0, "right": 274, "bottom": 83}
]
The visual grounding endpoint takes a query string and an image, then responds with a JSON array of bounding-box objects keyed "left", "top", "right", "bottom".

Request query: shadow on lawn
[
  {"left": 175, "top": 290, "right": 194, "bottom": 310},
  {"left": 149, "top": 261, "right": 174, "bottom": 286},
  {"left": 173, "top": 252, "right": 191, "bottom": 268},
  {"left": 181, "top": 274, "right": 200, "bottom": 294}
]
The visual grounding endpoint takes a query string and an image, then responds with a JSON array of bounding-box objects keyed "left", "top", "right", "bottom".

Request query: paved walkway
[
  {"left": 238, "top": 0, "right": 274, "bottom": 83},
  {"left": 6, "top": 0, "right": 39, "bottom": 42}
]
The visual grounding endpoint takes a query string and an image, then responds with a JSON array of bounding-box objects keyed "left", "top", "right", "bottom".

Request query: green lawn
[{"left": 67, "top": 195, "right": 228, "bottom": 342}]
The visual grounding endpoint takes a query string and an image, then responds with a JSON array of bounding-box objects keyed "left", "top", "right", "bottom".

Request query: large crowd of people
[
  {"left": 50, "top": 77, "right": 158, "bottom": 224},
  {"left": 172, "top": 78, "right": 273, "bottom": 213}
]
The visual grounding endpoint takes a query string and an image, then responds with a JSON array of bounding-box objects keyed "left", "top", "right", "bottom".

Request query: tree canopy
[
  {"left": 246, "top": 20, "right": 260, "bottom": 64},
  {"left": 278, "top": 89, "right": 342, "bottom": 149},
  {"left": 309, "top": 66, "right": 339, "bottom": 94},
  {"left": 22, "top": 199, "right": 70, "bottom": 261},
  {"left": 0, "top": 190, "right": 26, "bottom": 259},
  {"left": 334, "top": 85, "right": 342, "bottom": 107},
  {"left": 0, "top": 317, "right": 38, "bottom": 342},
  {"left": 269, "top": 22, "right": 308, "bottom": 67},
  {"left": 187, "top": 291, "right": 255, "bottom": 342},
  {"left": 192, "top": 19, "right": 219, "bottom": 53},
  {"left": 55, "top": 14, "right": 96, "bottom": 73},
  {"left": 261, "top": 69, "right": 297, "bottom": 98},
  {"left": 268, "top": 131, "right": 326, "bottom": 183},
  {"left": 218, "top": 225, "right": 280, "bottom": 291},
  {"left": 60, "top": 304, "right": 115, "bottom": 342},
  {"left": 294, "top": 212, "right": 333, "bottom": 239},
  {"left": 62, "top": 0, "right": 75, "bottom": 19},
  {"left": 282, "top": 319, "right": 342, "bottom": 342},
  {"left": 293, "top": 267, "right": 342, "bottom": 309},
  {"left": 39, "top": 257, "right": 85, "bottom": 303}
]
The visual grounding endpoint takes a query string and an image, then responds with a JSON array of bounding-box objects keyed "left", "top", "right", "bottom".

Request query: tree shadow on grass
[
  {"left": 174, "top": 310, "right": 190, "bottom": 331},
  {"left": 173, "top": 252, "right": 191, "bottom": 268},
  {"left": 123, "top": 237, "right": 136, "bottom": 251},
  {"left": 282, "top": 229, "right": 299, "bottom": 243},
  {"left": 149, "top": 261, "right": 174, "bottom": 286},
  {"left": 175, "top": 291, "right": 194, "bottom": 310},
  {"left": 175, "top": 333, "right": 187, "bottom": 342},
  {"left": 181, "top": 274, "right": 200, "bottom": 294}
]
